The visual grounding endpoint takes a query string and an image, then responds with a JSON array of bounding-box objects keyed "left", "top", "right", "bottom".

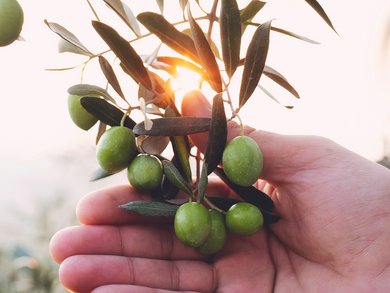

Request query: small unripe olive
[
  {"left": 127, "top": 154, "right": 163, "bottom": 192},
  {"left": 225, "top": 202, "right": 263, "bottom": 236},
  {"left": 199, "top": 209, "right": 227, "bottom": 255},
  {"left": 67, "top": 94, "right": 98, "bottom": 130},
  {"left": 0, "top": 0, "right": 24, "bottom": 47},
  {"left": 222, "top": 136, "right": 263, "bottom": 187},
  {"left": 174, "top": 202, "right": 211, "bottom": 248},
  {"left": 96, "top": 126, "right": 137, "bottom": 174}
]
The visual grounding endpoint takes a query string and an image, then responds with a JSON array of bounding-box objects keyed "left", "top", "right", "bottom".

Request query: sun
[{"left": 170, "top": 66, "right": 202, "bottom": 96}]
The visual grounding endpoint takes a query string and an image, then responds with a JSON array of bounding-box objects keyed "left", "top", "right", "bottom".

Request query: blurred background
[{"left": 0, "top": 0, "right": 389, "bottom": 291}]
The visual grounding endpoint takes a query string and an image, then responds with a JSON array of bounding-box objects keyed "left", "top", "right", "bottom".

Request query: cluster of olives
[
  {"left": 68, "top": 93, "right": 265, "bottom": 254},
  {"left": 0, "top": 0, "right": 23, "bottom": 47},
  {"left": 175, "top": 201, "right": 263, "bottom": 255}
]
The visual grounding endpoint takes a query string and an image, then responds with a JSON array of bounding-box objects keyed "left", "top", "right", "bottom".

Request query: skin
[{"left": 50, "top": 91, "right": 390, "bottom": 292}]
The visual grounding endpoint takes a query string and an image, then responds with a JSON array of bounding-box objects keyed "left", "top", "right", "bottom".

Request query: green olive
[
  {"left": 199, "top": 209, "right": 227, "bottom": 255},
  {"left": 127, "top": 154, "right": 163, "bottom": 192},
  {"left": 174, "top": 202, "right": 211, "bottom": 248},
  {"left": 225, "top": 202, "right": 263, "bottom": 236},
  {"left": 0, "top": 0, "right": 23, "bottom": 47},
  {"left": 222, "top": 136, "right": 263, "bottom": 187},
  {"left": 96, "top": 126, "right": 137, "bottom": 174},
  {"left": 67, "top": 94, "right": 98, "bottom": 130}
]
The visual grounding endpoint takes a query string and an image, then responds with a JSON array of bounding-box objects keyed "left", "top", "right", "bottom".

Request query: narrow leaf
[
  {"left": 240, "top": 1, "right": 267, "bottom": 24},
  {"left": 239, "top": 20, "right": 272, "bottom": 109},
  {"left": 133, "top": 117, "right": 211, "bottom": 136},
  {"left": 271, "top": 26, "right": 320, "bottom": 44},
  {"left": 257, "top": 85, "right": 294, "bottom": 109},
  {"left": 162, "top": 160, "right": 193, "bottom": 195},
  {"left": 165, "top": 107, "right": 192, "bottom": 183},
  {"left": 67, "top": 84, "right": 116, "bottom": 103},
  {"left": 197, "top": 163, "right": 208, "bottom": 201},
  {"left": 137, "top": 12, "right": 199, "bottom": 63},
  {"left": 204, "top": 94, "right": 227, "bottom": 174},
  {"left": 304, "top": 0, "right": 337, "bottom": 34},
  {"left": 120, "top": 201, "right": 178, "bottom": 217},
  {"left": 96, "top": 121, "right": 107, "bottom": 144},
  {"left": 98, "top": 56, "right": 126, "bottom": 100},
  {"left": 80, "top": 96, "right": 136, "bottom": 128},
  {"left": 150, "top": 175, "right": 179, "bottom": 200},
  {"left": 44, "top": 20, "right": 92, "bottom": 56},
  {"left": 263, "top": 65, "right": 300, "bottom": 99},
  {"left": 188, "top": 9, "right": 222, "bottom": 92},
  {"left": 213, "top": 167, "right": 275, "bottom": 211},
  {"left": 137, "top": 135, "right": 169, "bottom": 155},
  {"left": 92, "top": 21, "right": 152, "bottom": 90},
  {"left": 138, "top": 71, "right": 173, "bottom": 109},
  {"left": 154, "top": 56, "right": 205, "bottom": 78},
  {"left": 181, "top": 28, "right": 221, "bottom": 60},
  {"left": 156, "top": 0, "right": 164, "bottom": 13},
  {"left": 220, "top": 0, "right": 241, "bottom": 78},
  {"left": 104, "top": 0, "right": 141, "bottom": 36},
  {"left": 58, "top": 38, "right": 92, "bottom": 56},
  {"left": 90, "top": 166, "right": 112, "bottom": 181}
]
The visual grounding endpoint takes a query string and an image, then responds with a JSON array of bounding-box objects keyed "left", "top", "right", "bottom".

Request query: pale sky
[{"left": 1, "top": 0, "right": 390, "bottom": 163}]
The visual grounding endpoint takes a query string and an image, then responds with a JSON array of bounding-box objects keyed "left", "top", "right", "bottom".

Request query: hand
[{"left": 50, "top": 92, "right": 390, "bottom": 293}]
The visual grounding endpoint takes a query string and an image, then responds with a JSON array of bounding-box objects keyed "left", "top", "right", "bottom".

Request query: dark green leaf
[
  {"left": 150, "top": 175, "right": 179, "bottom": 200},
  {"left": 162, "top": 160, "right": 193, "bottom": 195},
  {"left": 204, "top": 94, "right": 227, "bottom": 174},
  {"left": 44, "top": 20, "right": 92, "bottom": 56},
  {"left": 197, "top": 163, "right": 208, "bottom": 201},
  {"left": 304, "top": 0, "right": 337, "bottom": 34},
  {"left": 137, "top": 12, "right": 199, "bottom": 63},
  {"left": 240, "top": 1, "right": 267, "bottom": 24},
  {"left": 220, "top": 0, "right": 241, "bottom": 78},
  {"left": 213, "top": 167, "right": 275, "bottom": 211},
  {"left": 257, "top": 85, "right": 294, "bottom": 109},
  {"left": 133, "top": 117, "right": 211, "bottom": 136},
  {"left": 104, "top": 0, "right": 141, "bottom": 36},
  {"left": 98, "top": 56, "right": 126, "bottom": 101},
  {"left": 263, "top": 65, "right": 300, "bottom": 99},
  {"left": 165, "top": 107, "right": 192, "bottom": 183},
  {"left": 92, "top": 21, "right": 152, "bottom": 90},
  {"left": 239, "top": 20, "right": 272, "bottom": 109},
  {"left": 80, "top": 96, "right": 136, "bottom": 128},
  {"left": 188, "top": 9, "right": 222, "bottom": 92},
  {"left": 89, "top": 166, "right": 112, "bottom": 181},
  {"left": 67, "top": 84, "right": 116, "bottom": 103},
  {"left": 120, "top": 201, "right": 178, "bottom": 217}
]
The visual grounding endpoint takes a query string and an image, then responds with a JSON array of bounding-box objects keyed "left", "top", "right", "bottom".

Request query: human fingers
[
  {"left": 181, "top": 90, "right": 338, "bottom": 184},
  {"left": 59, "top": 255, "right": 216, "bottom": 293},
  {"left": 50, "top": 224, "right": 205, "bottom": 264},
  {"left": 92, "top": 284, "right": 200, "bottom": 293}
]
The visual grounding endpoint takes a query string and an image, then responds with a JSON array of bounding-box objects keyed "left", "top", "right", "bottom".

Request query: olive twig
[{"left": 203, "top": 197, "right": 227, "bottom": 215}]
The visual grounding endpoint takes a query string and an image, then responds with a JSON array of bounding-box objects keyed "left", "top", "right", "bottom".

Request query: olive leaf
[
  {"left": 153, "top": 56, "right": 205, "bottom": 79},
  {"left": 58, "top": 38, "right": 91, "bottom": 56},
  {"left": 137, "top": 12, "right": 199, "bottom": 63},
  {"left": 96, "top": 121, "right": 107, "bottom": 144},
  {"left": 197, "top": 162, "right": 208, "bottom": 201},
  {"left": 165, "top": 107, "right": 192, "bottom": 183},
  {"left": 137, "top": 135, "right": 170, "bottom": 155},
  {"left": 156, "top": 0, "right": 164, "bottom": 13},
  {"left": 90, "top": 166, "right": 112, "bottom": 181},
  {"left": 271, "top": 26, "right": 320, "bottom": 44},
  {"left": 263, "top": 65, "right": 300, "bottom": 99},
  {"left": 257, "top": 85, "right": 294, "bottom": 109},
  {"left": 80, "top": 96, "right": 136, "bottom": 128},
  {"left": 92, "top": 21, "right": 152, "bottom": 90},
  {"left": 188, "top": 9, "right": 222, "bottom": 92},
  {"left": 104, "top": 0, "right": 141, "bottom": 36},
  {"left": 98, "top": 56, "right": 126, "bottom": 101},
  {"left": 220, "top": 0, "right": 241, "bottom": 78},
  {"left": 213, "top": 167, "right": 275, "bottom": 211},
  {"left": 138, "top": 71, "right": 173, "bottom": 109},
  {"left": 181, "top": 28, "right": 221, "bottom": 60},
  {"left": 240, "top": 1, "right": 267, "bottom": 26},
  {"left": 120, "top": 200, "right": 178, "bottom": 217},
  {"left": 162, "top": 160, "right": 193, "bottom": 195},
  {"left": 44, "top": 20, "right": 93, "bottom": 57},
  {"left": 304, "top": 0, "right": 337, "bottom": 34},
  {"left": 204, "top": 94, "right": 227, "bottom": 174},
  {"left": 150, "top": 175, "right": 179, "bottom": 200},
  {"left": 239, "top": 20, "right": 272, "bottom": 109},
  {"left": 67, "top": 84, "right": 116, "bottom": 103},
  {"left": 133, "top": 117, "right": 211, "bottom": 136}
]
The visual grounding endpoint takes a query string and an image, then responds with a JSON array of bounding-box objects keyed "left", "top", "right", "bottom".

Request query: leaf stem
[
  {"left": 207, "top": 0, "right": 219, "bottom": 42},
  {"left": 203, "top": 197, "right": 227, "bottom": 215},
  {"left": 85, "top": 0, "right": 100, "bottom": 21}
]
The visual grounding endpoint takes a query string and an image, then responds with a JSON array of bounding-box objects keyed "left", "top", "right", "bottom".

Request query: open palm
[{"left": 50, "top": 93, "right": 390, "bottom": 292}]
